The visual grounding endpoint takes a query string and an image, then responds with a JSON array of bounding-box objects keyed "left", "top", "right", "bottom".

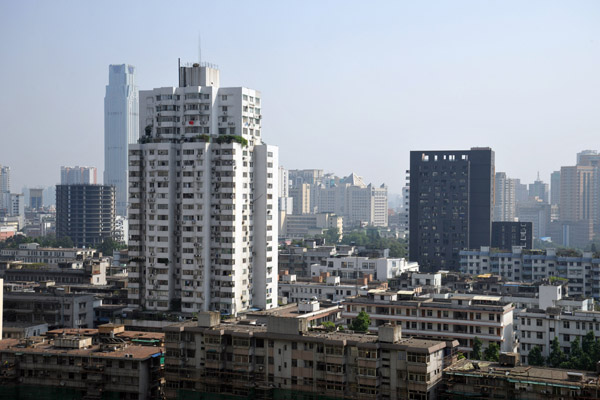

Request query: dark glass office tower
[{"left": 409, "top": 148, "right": 495, "bottom": 271}]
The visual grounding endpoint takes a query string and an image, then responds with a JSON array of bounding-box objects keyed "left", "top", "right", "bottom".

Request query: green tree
[
  {"left": 472, "top": 337, "right": 483, "bottom": 360},
  {"left": 98, "top": 237, "right": 126, "bottom": 255},
  {"left": 566, "top": 336, "right": 589, "bottom": 370},
  {"left": 350, "top": 311, "right": 371, "bottom": 332},
  {"left": 323, "top": 228, "right": 341, "bottom": 245},
  {"left": 579, "top": 331, "right": 598, "bottom": 370},
  {"left": 548, "top": 337, "right": 566, "bottom": 368},
  {"left": 483, "top": 342, "right": 500, "bottom": 362},
  {"left": 322, "top": 321, "right": 336, "bottom": 332},
  {"left": 527, "top": 345, "right": 545, "bottom": 366}
]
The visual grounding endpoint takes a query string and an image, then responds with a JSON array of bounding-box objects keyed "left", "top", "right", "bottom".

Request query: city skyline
[{"left": 1, "top": 1, "right": 599, "bottom": 194}]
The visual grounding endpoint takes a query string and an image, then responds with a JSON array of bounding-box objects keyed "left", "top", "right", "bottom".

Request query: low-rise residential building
[
  {"left": 163, "top": 312, "right": 459, "bottom": 400},
  {"left": 2, "top": 322, "right": 48, "bottom": 339},
  {"left": 443, "top": 357, "right": 600, "bottom": 399},
  {"left": 0, "top": 242, "right": 98, "bottom": 264},
  {"left": 517, "top": 308, "right": 600, "bottom": 365},
  {"left": 278, "top": 274, "right": 369, "bottom": 303},
  {"left": 0, "top": 326, "right": 164, "bottom": 399},
  {"left": 3, "top": 289, "right": 95, "bottom": 329},
  {"left": 460, "top": 246, "right": 600, "bottom": 299},
  {"left": 312, "top": 256, "right": 419, "bottom": 281},
  {"left": 1, "top": 258, "right": 108, "bottom": 286},
  {"left": 342, "top": 292, "right": 516, "bottom": 355},
  {"left": 278, "top": 242, "right": 354, "bottom": 278},
  {"left": 245, "top": 301, "right": 342, "bottom": 327}
]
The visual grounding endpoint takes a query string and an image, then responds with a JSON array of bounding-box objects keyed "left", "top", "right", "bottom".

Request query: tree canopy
[
  {"left": 472, "top": 337, "right": 483, "bottom": 360},
  {"left": 349, "top": 311, "right": 371, "bottom": 332},
  {"left": 0, "top": 234, "right": 73, "bottom": 250},
  {"left": 97, "top": 237, "right": 127, "bottom": 256},
  {"left": 340, "top": 229, "right": 407, "bottom": 258},
  {"left": 483, "top": 343, "right": 500, "bottom": 362},
  {"left": 527, "top": 346, "right": 545, "bottom": 366}
]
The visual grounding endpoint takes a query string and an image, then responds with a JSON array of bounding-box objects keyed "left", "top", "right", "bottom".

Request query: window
[
  {"left": 407, "top": 352, "right": 429, "bottom": 364},
  {"left": 325, "top": 346, "right": 343, "bottom": 356},
  {"left": 408, "top": 373, "right": 429, "bottom": 382}
]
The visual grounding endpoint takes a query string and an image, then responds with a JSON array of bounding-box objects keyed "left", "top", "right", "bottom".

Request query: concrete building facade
[
  {"left": 342, "top": 292, "right": 516, "bottom": 355},
  {"left": 164, "top": 312, "right": 458, "bottom": 400},
  {"left": 460, "top": 246, "right": 600, "bottom": 299}
]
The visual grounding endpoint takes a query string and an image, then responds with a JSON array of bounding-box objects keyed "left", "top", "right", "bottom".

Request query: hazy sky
[{"left": 1, "top": 1, "right": 599, "bottom": 195}]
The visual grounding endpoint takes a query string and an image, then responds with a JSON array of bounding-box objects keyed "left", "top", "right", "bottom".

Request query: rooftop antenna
[{"left": 198, "top": 34, "right": 202, "bottom": 64}]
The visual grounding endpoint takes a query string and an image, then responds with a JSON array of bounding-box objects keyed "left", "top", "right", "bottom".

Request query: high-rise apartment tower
[
  {"left": 104, "top": 64, "right": 139, "bottom": 216},
  {"left": 127, "top": 62, "right": 278, "bottom": 315},
  {"left": 61, "top": 166, "right": 97, "bottom": 185}
]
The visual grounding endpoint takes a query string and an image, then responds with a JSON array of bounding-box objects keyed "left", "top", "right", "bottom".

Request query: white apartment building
[
  {"left": 493, "top": 172, "right": 516, "bottom": 222},
  {"left": 460, "top": 246, "right": 600, "bottom": 299},
  {"left": 127, "top": 63, "right": 278, "bottom": 315},
  {"left": 278, "top": 274, "right": 366, "bottom": 303},
  {"left": 518, "top": 308, "right": 600, "bottom": 365},
  {"left": 311, "top": 256, "right": 419, "bottom": 281},
  {"left": 342, "top": 292, "right": 516, "bottom": 354}
]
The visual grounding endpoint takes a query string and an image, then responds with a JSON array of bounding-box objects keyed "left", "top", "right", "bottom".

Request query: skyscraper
[
  {"left": 409, "top": 148, "right": 494, "bottom": 270},
  {"left": 104, "top": 64, "right": 139, "bottom": 217},
  {"left": 127, "top": 62, "right": 278, "bottom": 315},
  {"left": 29, "top": 188, "right": 43, "bottom": 210},
  {"left": 528, "top": 173, "right": 549, "bottom": 203},
  {"left": 550, "top": 171, "right": 561, "bottom": 206},
  {"left": 494, "top": 172, "right": 516, "bottom": 222},
  {"left": 559, "top": 165, "right": 598, "bottom": 225},
  {"left": 0, "top": 166, "right": 10, "bottom": 212}
]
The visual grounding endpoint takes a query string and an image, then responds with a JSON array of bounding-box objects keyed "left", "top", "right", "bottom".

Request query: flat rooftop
[
  {"left": 445, "top": 358, "right": 599, "bottom": 387},
  {"left": 0, "top": 338, "right": 161, "bottom": 360},
  {"left": 168, "top": 319, "right": 449, "bottom": 350},
  {"left": 246, "top": 303, "right": 341, "bottom": 318},
  {"left": 47, "top": 328, "right": 164, "bottom": 341}
]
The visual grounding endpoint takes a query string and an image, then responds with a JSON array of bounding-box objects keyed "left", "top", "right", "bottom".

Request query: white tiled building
[
  {"left": 127, "top": 63, "right": 278, "bottom": 315},
  {"left": 311, "top": 256, "right": 419, "bottom": 281}
]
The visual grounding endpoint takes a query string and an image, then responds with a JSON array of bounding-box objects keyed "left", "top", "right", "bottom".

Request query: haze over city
[{"left": 1, "top": 0, "right": 599, "bottom": 193}]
